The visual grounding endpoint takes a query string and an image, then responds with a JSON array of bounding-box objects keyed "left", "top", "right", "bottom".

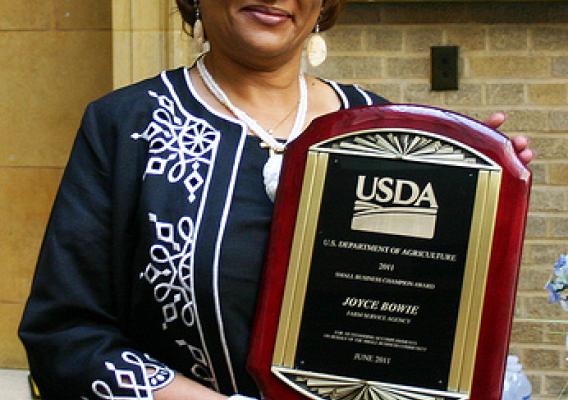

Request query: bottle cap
[{"left": 506, "top": 355, "right": 522, "bottom": 372}]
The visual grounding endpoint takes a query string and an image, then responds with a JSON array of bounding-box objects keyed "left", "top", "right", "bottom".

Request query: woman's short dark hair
[{"left": 175, "top": 0, "right": 345, "bottom": 34}]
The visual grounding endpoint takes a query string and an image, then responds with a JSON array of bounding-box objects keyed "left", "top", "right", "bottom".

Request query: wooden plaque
[{"left": 248, "top": 105, "right": 531, "bottom": 400}]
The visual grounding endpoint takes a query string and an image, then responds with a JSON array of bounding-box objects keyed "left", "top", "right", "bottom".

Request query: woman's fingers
[
  {"left": 483, "top": 112, "right": 507, "bottom": 129},
  {"left": 483, "top": 113, "right": 534, "bottom": 165},
  {"left": 511, "top": 135, "right": 534, "bottom": 165}
]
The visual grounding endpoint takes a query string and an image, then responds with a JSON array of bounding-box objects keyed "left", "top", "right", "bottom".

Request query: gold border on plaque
[
  {"left": 272, "top": 129, "right": 502, "bottom": 400},
  {"left": 273, "top": 151, "right": 329, "bottom": 367},
  {"left": 312, "top": 128, "right": 500, "bottom": 171},
  {"left": 459, "top": 170, "right": 501, "bottom": 391},
  {"left": 271, "top": 367, "right": 470, "bottom": 400},
  {"left": 447, "top": 170, "right": 501, "bottom": 392}
]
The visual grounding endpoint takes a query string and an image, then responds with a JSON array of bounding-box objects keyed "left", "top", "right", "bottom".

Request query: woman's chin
[{"left": 234, "top": 34, "right": 301, "bottom": 61}]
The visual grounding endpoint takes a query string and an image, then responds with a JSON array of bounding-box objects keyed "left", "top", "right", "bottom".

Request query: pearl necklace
[{"left": 196, "top": 57, "right": 308, "bottom": 202}]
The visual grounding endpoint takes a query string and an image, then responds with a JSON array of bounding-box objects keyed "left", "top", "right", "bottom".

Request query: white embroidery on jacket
[
  {"left": 90, "top": 352, "right": 174, "bottom": 400},
  {"left": 140, "top": 213, "right": 215, "bottom": 386},
  {"left": 143, "top": 214, "right": 198, "bottom": 331},
  {"left": 131, "top": 90, "right": 219, "bottom": 204},
  {"left": 132, "top": 73, "right": 221, "bottom": 390},
  {"left": 183, "top": 67, "right": 248, "bottom": 394}
]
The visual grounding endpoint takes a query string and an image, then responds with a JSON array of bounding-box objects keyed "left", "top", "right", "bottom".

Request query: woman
[{"left": 19, "top": 0, "right": 533, "bottom": 399}]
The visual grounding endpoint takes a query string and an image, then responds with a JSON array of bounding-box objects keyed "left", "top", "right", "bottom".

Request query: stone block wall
[
  {"left": 112, "top": 0, "right": 196, "bottom": 88},
  {"left": 0, "top": 0, "right": 112, "bottom": 368}
]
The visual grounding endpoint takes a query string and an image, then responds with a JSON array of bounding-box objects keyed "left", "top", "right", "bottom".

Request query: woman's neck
[
  {"left": 203, "top": 50, "right": 302, "bottom": 114},
  {"left": 192, "top": 49, "right": 341, "bottom": 139}
]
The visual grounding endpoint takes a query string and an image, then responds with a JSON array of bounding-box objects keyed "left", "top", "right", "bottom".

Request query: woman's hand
[
  {"left": 153, "top": 374, "right": 227, "bottom": 400},
  {"left": 483, "top": 112, "right": 534, "bottom": 165},
  {"left": 510, "top": 135, "right": 534, "bottom": 166}
]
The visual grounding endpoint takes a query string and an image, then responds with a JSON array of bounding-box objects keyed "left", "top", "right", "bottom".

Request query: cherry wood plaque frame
[{"left": 248, "top": 105, "right": 531, "bottom": 400}]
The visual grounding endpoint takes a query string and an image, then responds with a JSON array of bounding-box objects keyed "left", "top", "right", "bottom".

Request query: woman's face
[{"left": 200, "top": 0, "right": 322, "bottom": 66}]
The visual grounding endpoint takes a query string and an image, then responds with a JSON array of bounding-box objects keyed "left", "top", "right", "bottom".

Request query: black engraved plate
[{"left": 295, "top": 153, "right": 478, "bottom": 390}]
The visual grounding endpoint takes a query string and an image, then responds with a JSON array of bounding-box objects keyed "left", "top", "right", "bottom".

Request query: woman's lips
[{"left": 241, "top": 5, "right": 292, "bottom": 25}]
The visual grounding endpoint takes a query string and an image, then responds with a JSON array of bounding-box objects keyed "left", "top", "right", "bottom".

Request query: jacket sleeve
[{"left": 19, "top": 102, "right": 175, "bottom": 400}]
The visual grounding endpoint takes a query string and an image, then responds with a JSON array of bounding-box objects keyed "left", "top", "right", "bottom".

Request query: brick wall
[
  {"left": 307, "top": 2, "right": 568, "bottom": 399},
  {"left": 0, "top": 0, "right": 112, "bottom": 368}
]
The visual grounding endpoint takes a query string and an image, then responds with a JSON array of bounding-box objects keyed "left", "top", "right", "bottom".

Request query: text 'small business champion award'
[{"left": 248, "top": 105, "right": 531, "bottom": 400}]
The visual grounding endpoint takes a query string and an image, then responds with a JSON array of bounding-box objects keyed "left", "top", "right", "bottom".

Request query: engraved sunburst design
[
  {"left": 327, "top": 131, "right": 487, "bottom": 166},
  {"left": 273, "top": 368, "right": 469, "bottom": 400}
]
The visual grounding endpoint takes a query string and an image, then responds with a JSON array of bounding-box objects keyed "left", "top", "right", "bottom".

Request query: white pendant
[
  {"left": 193, "top": 19, "right": 204, "bottom": 48},
  {"left": 307, "top": 33, "right": 327, "bottom": 67},
  {"left": 262, "top": 153, "right": 283, "bottom": 202}
]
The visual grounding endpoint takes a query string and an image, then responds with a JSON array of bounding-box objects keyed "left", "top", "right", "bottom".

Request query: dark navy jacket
[{"left": 19, "top": 67, "right": 388, "bottom": 400}]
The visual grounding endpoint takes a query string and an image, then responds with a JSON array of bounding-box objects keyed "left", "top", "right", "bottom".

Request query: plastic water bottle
[{"left": 502, "top": 355, "right": 532, "bottom": 400}]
